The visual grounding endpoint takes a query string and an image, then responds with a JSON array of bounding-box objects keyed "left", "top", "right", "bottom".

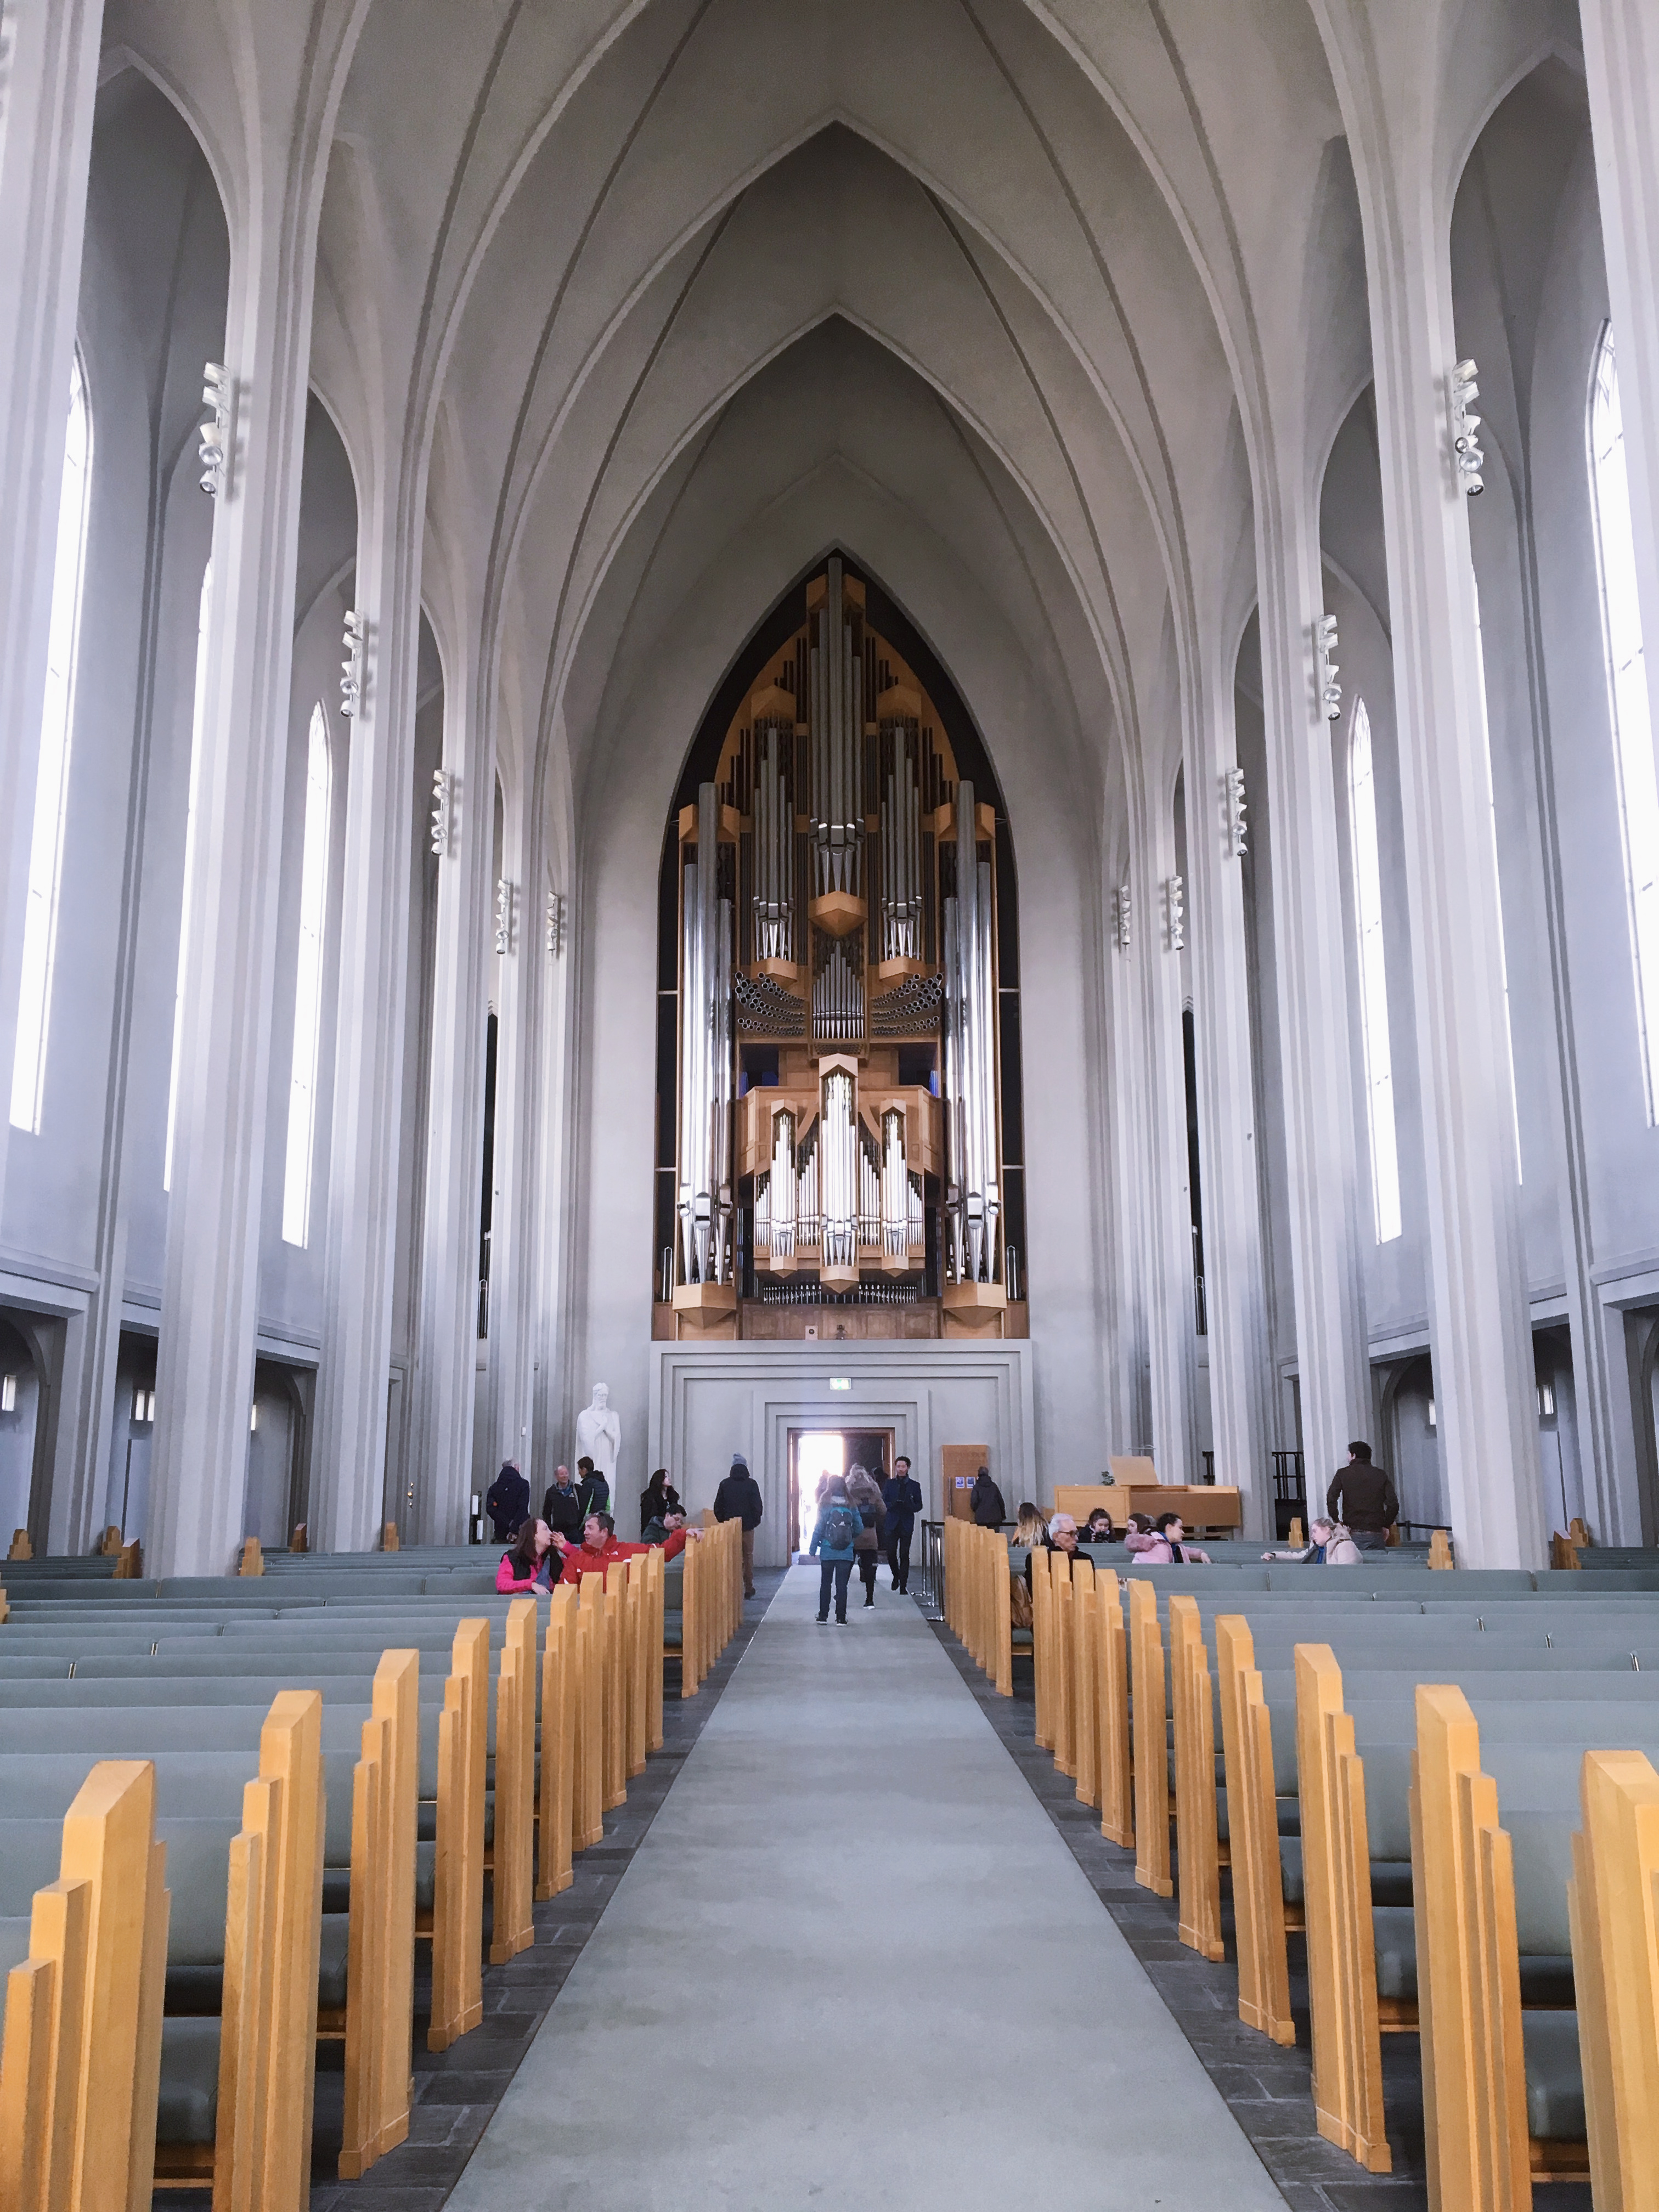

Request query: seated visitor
[
  {"left": 1125, "top": 1511, "right": 1210, "bottom": 1565},
  {"left": 1012, "top": 1502, "right": 1048, "bottom": 1549},
  {"left": 1081, "top": 1506, "right": 1117, "bottom": 1543},
  {"left": 496, "top": 1516, "right": 566, "bottom": 1593},
  {"left": 641, "top": 1506, "right": 689, "bottom": 1545},
  {"left": 1023, "top": 1510, "right": 1080, "bottom": 1589},
  {"left": 1262, "top": 1516, "right": 1362, "bottom": 1567},
  {"left": 639, "top": 1466, "right": 684, "bottom": 1536},
  {"left": 486, "top": 1458, "right": 531, "bottom": 1543},
  {"left": 1325, "top": 1441, "right": 1398, "bottom": 1552},
  {"left": 558, "top": 1509, "right": 695, "bottom": 1583}
]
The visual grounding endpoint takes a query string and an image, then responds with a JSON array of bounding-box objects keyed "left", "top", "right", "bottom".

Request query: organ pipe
[
  {"left": 811, "top": 556, "right": 861, "bottom": 896},
  {"left": 752, "top": 725, "right": 793, "bottom": 961},
  {"left": 881, "top": 732, "right": 922, "bottom": 961},
  {"left": 770, "top": 1109, "right": 796, "bottom": 1260},
  {"left": 820, "top": 1068, "right": 857, "bottom": 1276},
  {"left": 944, "top": 778, "right": 999, "bottom": 1283},
  {"left": 881, "top": 1107, "right": 908, "bottom": 1259},
  {"left": 812, "top": 943, "right": 862, "bottom": 1042},
  {"left": 676, "top": 781, "right": 733, "bottom": 1286}
]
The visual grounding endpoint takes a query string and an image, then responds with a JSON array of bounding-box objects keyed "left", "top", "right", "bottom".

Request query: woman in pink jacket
[
  {"left": 1124, "top": 1511, "right": 1211, "bottom": 1565},
  {"left": 495, "top": 1516, "right": 567, "bottom": 1593}
]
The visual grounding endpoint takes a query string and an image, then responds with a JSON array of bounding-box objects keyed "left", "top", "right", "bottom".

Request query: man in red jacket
[{"left": 558, "top": 1510, "right": 696, "bottom": 1584}]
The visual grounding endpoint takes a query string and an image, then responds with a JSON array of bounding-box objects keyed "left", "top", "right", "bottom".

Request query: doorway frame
[{"left": 787, "top": 1426, "right": 897, "bottom": 1556}]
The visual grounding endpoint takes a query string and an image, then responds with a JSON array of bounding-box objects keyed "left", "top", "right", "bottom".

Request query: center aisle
[{"left": 447, "top": 1563, "right": 1289, "bottom": 2211}]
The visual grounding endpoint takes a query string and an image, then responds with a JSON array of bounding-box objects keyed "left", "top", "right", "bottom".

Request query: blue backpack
[{"left": 822, "top": 1505, "right": 861, "bottom": 1553}]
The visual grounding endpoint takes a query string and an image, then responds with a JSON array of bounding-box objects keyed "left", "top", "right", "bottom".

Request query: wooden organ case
[{"left": 657, "top": 558, "right": 1027, "bottom": 1344}]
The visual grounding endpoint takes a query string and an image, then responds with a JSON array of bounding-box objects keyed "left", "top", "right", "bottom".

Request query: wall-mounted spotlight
[
  {"left": 1113, "top": 882, "right": 1131, "bottom": 952},
  {"left": 1314, "top": 613, "right": 1341, "bottom": 721},
  {"left": 494, "top": 877, "right": 517, "bottom": 957},
  {"left": 1164, "top": 874, "right": 1185, "bottom": 953},
  {"left": 340, "top": 610, "right": 366, "bottom": 718},
  {"left": 132, "top": 1386, "right": 155, "bottom": 1425},
  {"left": 199, "top": 362, "right": 232, "bottom": 496},
  {"left": 430, "top": 766, "right": 455, "bottom": 857},
  {"left": 249, "top": 1403, "right": 259, "bottom": 1435},
  {"left": 1222, "top": 765, "right": 1248, "bottom": 858},
  {"left": 1450, "top": 359, "right": 1485, "bottom": 496},
  {"left": 546, "top": 889, "right": 567, "bottom": 958},
  {"left": 0, "top": 1373, "right": 16, "bottom": 1415}
]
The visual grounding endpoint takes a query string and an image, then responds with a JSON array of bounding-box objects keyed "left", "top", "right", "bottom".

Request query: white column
[
  {"left": 1581, "top": 0, "right": 1659, "bottom": 766},
  {"left": 1183, "top": 689, "right": 1274, "bottom": 1535},
  {"left": 148, "top": 215, "right": 324, "bottom": 1576},
  {"left": 1130, "top": 826, "right": 1198, "bottom": 1485},
  {"left": 308, "top": 466, "right": 422, "bottom": 1553},
  {"left": 409, "top": 677, "right": 493, "bottom": 1543},
  {"left": 0, "top": 0, "right": 103, "bottom": 1209},
  {"left": 1252, "top": 476, "right": 1374, "bottom": 1491},
  {"left": 1359, "top": 180, "right": 1545, "bottom": 1566}
]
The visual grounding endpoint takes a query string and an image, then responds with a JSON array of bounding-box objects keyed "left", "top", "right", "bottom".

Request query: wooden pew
[
  {"left": 1214, "top": 1615, "right": 1294, "bottom": 2044},
  {"left": 0, "top": 1759, "right": 168, "bottom": 2210},
  {"left": 1095, "top": 1568, "right": 1134, "bottom": 1850},
  {"left": 487, "top": 1600, "right": 535, "bottom": 1967},
  {"left": 1130, "top": 1577, "right": 1172, "bottom": 1898},
  {"left": 1571, "top": 1744, "right": 1659, "bottom": 2203},
  {"left": 1170, "top": 1595, "right": 1224, "bottom": 1963},
  {"left": 536, "top": 1585, "right": 577, "bottom": 1902},
  {"left": 427, "top": 1621, "right": 488, "bottom": 2051},
  {"left": 574, "top": 1576, "right": 606, "bottom": 1849}
]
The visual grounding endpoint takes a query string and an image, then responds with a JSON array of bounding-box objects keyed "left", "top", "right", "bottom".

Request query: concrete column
[
  {"left": 148, "top": 216, "right": 324, "bottom": 1576},
  {"left": 1183, "top": 685, "right": 1274, "bottom": 1536},
  {"left": 1358, "top": 177, "right": 1545, "bottom": 1566},
  {"left": 308, "top": 459, "right": 423, "bottom": 1552},
  {"left": 0, "top": 0, "right": 103, "bottom": 1209},
  {"left": 408, "top": 670, "right": 493, "bottom": 1543},
  {"left": 1252, "top": 473, "right": 1374, "bottom": 1492},
  {"left": 1130, "top": 814, "right": 1199, "bottom": 1486},
  {"left": 476, "top": 797, "right": 532, "bottom": 1499},
  {"left": 1581, "top": 0, "right": 1659, "bottom": 768}
]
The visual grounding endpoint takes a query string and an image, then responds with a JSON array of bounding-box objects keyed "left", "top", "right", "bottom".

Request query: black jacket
[
  {"left": 1325, "top": 1462, "right": 1398, "bottom": 1533},
  {"left": 543, "top": 1471, "right": 610, "bottom": 1542},
  {"left": 970, "top": 1474, "right": 1006, "bottom": 1528},
  {"left": 486, "top": 1466, "right": 530, "bottom": 1542},
  {"left": 714, "top": 1470, "right": 764, "bottom": 1530},
  {"left": 640, "top": 1481, "right": 683, "bottom": 1534},
  {"left": 882, "top": 1475, "right": 924, "bottom": 1536}
]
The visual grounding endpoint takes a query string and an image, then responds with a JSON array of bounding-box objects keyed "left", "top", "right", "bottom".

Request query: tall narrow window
[
  {"left": 281, "top": 704, "right": 332, "bottom": 1246},
  {"left": 1589, "top": 324, "right": 1659, "bottom": 1121},
  {"left": 164, "top": 564, "right": 212, "bottom": 1191},
  {"left": 1470, "top": 572, "right": 1523, "bottom": 1180},
  {"left": 1348, "top": 701, "right": 1402, "bottom": 1243},
  {"left": 10, "top": 352, "right": 92, "bottom": 1131}
]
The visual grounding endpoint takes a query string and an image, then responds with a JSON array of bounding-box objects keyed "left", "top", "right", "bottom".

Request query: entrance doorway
[{"left": 787, "top": 1427, "right": 898, "bottom": 1555}]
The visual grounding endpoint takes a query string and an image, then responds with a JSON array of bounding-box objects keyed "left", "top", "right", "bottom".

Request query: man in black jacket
[
  {"left": 714, "top": 1452, "right": 764, "bottom": 1597},
  {"left": 881, "top": 1457, "right": 924, "bottom": 1594},
  {"left": 486, "top": 1460, "right": 530, "bottom": 1543},
  {"left": 971, "top": 1465, "right": 1006, "bottom": 1527},
  {"left": 1327, "top": 1441, "right": 1398, "bottom": 1550},
  {"left": 543, "top": 1461, "right": 609, "bottom": 1545}
]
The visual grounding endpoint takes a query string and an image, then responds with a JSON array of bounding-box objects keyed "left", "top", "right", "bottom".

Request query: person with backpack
[{"left": 810, "top": 1475, "right": 862, "bottom": 1623}]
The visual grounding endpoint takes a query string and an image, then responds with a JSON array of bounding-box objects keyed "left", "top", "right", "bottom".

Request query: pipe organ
[{"left": 666, "top": 558, "right": 1015, "bottom": 1336}]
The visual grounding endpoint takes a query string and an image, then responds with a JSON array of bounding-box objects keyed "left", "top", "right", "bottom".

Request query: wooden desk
[{"left": 1051, "top": 1482, "right": 1243, "bottom": 1533}]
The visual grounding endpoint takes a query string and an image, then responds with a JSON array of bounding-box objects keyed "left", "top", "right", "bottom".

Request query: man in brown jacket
[{"left": 1327, "top": 1442, "right": 1398, "bottom": 1550}]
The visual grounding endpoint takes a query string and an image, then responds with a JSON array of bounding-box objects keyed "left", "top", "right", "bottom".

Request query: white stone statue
[{"left": 575, "top": 1382, "right": 622, "bottom": 1497}]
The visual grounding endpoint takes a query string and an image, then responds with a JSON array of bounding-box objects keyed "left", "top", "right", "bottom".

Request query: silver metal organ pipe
[
  {"left": 881, "top": 1107, "right": 907, "bottom": 1259},
  {"left": 770, "top": 1109, "right": 795, "bottom": 1260}
]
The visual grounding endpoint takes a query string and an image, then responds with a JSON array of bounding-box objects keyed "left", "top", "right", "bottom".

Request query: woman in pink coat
[
  {"left": 495, "top": 1516, "right": 567, "bottom": 1593},
  {"left": 1124, "top": 1511, "right": 1211, "bottom": 1565}
]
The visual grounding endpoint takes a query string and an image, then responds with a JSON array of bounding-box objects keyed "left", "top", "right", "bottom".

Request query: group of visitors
[
  {"left": 489, "top": 1446, "right": 771, "bottom": 1601},
  {"left": 806, "top": 1457, "right": 923, "bottom": 1621},
  {"left": 494, "top": 1504, "right": 699, "bottom": 1593}
]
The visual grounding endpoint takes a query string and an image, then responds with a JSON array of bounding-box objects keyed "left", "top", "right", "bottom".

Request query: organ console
[{"left": 663, "top": 558, "right": 1021, "bottom": 1341}]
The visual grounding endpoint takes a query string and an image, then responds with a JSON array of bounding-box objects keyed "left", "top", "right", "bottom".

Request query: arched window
[
  {"left": 1348, "top": 701, "right": 1402, "bottom": 1243},
  {"left": 164, "top": 563, "right": 212, "bottom": 1192},
  {"left": 10, "top": 351, "right": 92, "bottom": 1132},
  {"left": 1588, "top": 324, "right": 1659, "bottom": 1121},
  {"left": 280, "top": 703, "right": 332, "bottom": 1246}
]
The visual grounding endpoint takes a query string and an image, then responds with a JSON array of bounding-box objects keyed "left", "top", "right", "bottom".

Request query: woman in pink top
[{"left": 495, "top": 1516, "right": 567, "bottom": 1593}]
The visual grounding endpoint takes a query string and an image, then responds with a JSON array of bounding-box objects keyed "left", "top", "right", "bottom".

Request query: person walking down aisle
[
  {"left": 1325, "top": 1441, "right": 1398, "bottom": 1551},
  {"left": 882, "top": 1457, "right": 923, "bottom": 1593},
  {"left": 845, "top": 1462, "right": 887, "bottom": 1608},
  {"left": 971, "top": 1464, "right": 1006, "bottom": 1528},
  {"left": 714, "top": 1452, "right": 764, "bottom": 1598},
  {"left": 810, "top": 1476, "right": 862, "bottom": 1623},
  {"left": 487, "top": 1459, "right": 531, "bottom": 1542}
]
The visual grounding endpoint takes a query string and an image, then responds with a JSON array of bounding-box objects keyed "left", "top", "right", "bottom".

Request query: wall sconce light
[
  {"left": 1164, "top": 874, "right": 1185, "bottom": 953},
  {"left": 0, "top": 1373, "right": 16, "bottom": 1414},
  {"left": 1450, "top": 360, "right": 1485, "bottom": 496},
  {"left": 340, "top": 610, "right": 366, "bottom": 718},
  {"left": 1314, "top": 613, "right": 1341, "bottom": 721},
  {"left": 1427, "top": 1397, "right": 1437, "bottom": 1433},
  {"left": 1113, "top": 882, "right": 1131, "bottom": 952},
  {"left": 249, "top": 1403, "right": 259, "bottom": 1435},
  {"left": 545, "top": 889, "right": 567, "bottom": 958},
  {"left": 494, "top": 877, "right": 517, "bottom": 957},
  {"left": 133, "top": 1386, "right": 155, "bottom": 1425},
  {"left": 199, "top": 362, "right": 232, "bottom": 496},
  {"left": 1537, "top": 1380, "right": 1556, "bottom": 1420},
  {"left": 1222, "top": 766, "right": 1248, "bottom": 858},
  {"left": 430, "top": 767, "right": 455, "bottom": 857}
]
